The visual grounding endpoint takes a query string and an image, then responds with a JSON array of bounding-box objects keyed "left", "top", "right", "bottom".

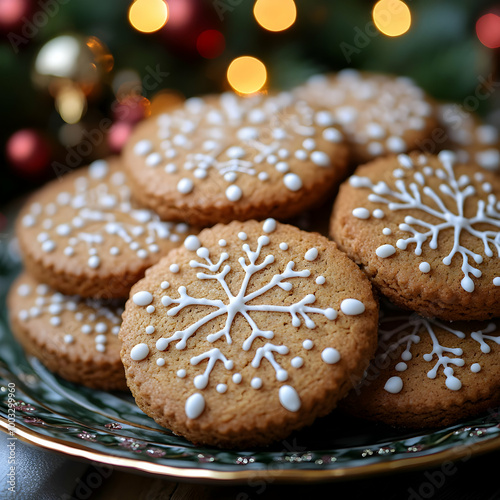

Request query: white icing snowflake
[
  {"left": 375, "top": 312, "right": 500, "bottom": 393},
  {"left": 16, "top": 281, "right": 123, "bottom": 352},
  {"left": 131, "top": 219, "right": 367, "bottom": 419},
  {"left": 133, "top": 92, "right": 342, "bottom": 201},
  {"left": 22, "top": 160, "right": 188, "bottom": 269},
  {"left": 349, "top": 151, "right": 500, "bottom": 292}
]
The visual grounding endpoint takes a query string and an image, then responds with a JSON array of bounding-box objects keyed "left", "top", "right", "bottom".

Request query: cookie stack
[
  {"left": 8, "top": 157, "right": 195, "bottom": 390},
  {"left": 8, "top": 69, "right": 500, "bottom": 448}
]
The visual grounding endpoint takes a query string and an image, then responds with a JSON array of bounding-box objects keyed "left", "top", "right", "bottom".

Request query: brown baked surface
[
  {"left": 330, "top": 151, "right": 500, "bottom": 320},
  {"left": 120, "top": 219, "right": 378, "bottom": 448},
  {"left": 342, "top": 308, "right": 500, "bottom": 428},
  {"left": 8, "top": 272, "right": 128, "bottom": 391},
  {"left": 16, "top": 157, "right": 195, "bottom": 299},
  {"left": 122, "top": 92, "right": 350, "bottom": 227},
  {"left": 293, "top": 70, "right": 438, "bottom": 164}
]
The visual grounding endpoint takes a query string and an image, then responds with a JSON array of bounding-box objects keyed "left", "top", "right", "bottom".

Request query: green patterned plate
[{"left": 0, "top": 233, "right": 499, "bottom": 482}]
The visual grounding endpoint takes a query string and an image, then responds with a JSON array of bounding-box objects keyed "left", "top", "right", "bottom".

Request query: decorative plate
[{"left": 0, "top": 229, "right": 499, "bottom": 483}]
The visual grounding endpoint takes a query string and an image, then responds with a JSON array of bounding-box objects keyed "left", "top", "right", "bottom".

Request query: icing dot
[
  {"left": 42, "top": 240, "right": 56, "bottom": 253},
  {"left": 146, "top": 326, "right": 155, "bottom": 334},
  {"left": 263, "top": 218, "right": 277, "bottom": 233},
  {"left": 275, "top": 162, "right": 289, "bottom": 173},
  {"left": 303, "top": 339, "right": 313, "bottom": 350},
  {"left": 133, "top": 291, "right": 153, "bottom": 306},
  {"left": 310, "top": 151, "right": 330, "bottom": 167},
  {"left": 258, "top": 172, "right": 269, "bottom": 181},
  {"left": 22, "top": 214, "right": 36, "bottom": 227},
  {"left": 373, "top": 209, "right": 384, "bottom": 219},
  {"left": 386, "top": 136, "right": 406, "bottom": 153},
  {"left": 471, "top": 363, "right": 481, "bottom": 373},
  {"left": 224, "top": 172, "right": 237, "bottom": 183},
  {"left": 445, "top": 376, "right": 462, "bottom": 391},
  {"left": 146, "top": 152, "right": 162, "bottom": 167},
  {"left": 376, "top": 244, "right": 396, "bottom": 258},
  {"left": 17, "top": 285, "right": 31, "bottom": 297},
  {"left": 95, "top": 334, "right": 107, "bottom": 344},
  {"left": 95, "top": 322, "right": 107, "bottom": 334},
  {"left": 321, "top": 348, "right": 341, "bottom": 364},
  {"left": 304, "top": 248, "right": 318, "bottom": 261},
  {"left": 251, "top": 377, "right": 262, "bottom": 389},
  {"left": 64, "top": 334, "right": 74, "bottom": 344},
  {"left": 419, "top": 262, "right": 431, "bottom": 273},
  {"left": 382, "top": 228, "right": 392, "bottom": 236},
  {"left": 238, "top": 232, "right": 248, "bottom": 241},
  {"left": 384, "top": 376, "right": 403, "bottom": 394},
  {"left": 137, "top": 249, "right": 148, "bottom": 259},
  {"left": 184, "top": 235, "right": 201, "bottom": 251},
  {"left": 177, "top": 178, "right": 194, "bottom": 194},
  {"left": 279, "top": 385, "right": 301, "bottom": 412},
  {"left": 81, "top": 325, "right": 92, "bottom": 334},
  {"left": 50, "top": 317, "right": 61, "bottom": 326},
  {"left": 395, "top": 362, "right": 407, "bottom": 372},
  {"left": 110, "top": 247, "right": 120, "bottom": 256},
  {"left": 146, "top": 305, "right": 155, "bottom": 313},
  {"left": 216, "top": 384, "right": 227, "bottom": 394},
  {"left": 170, "top": 264, "right": 180, "bottom": 273},
  {"left": 340, "top": 299, "right": 365, "bottom": 315},
  {"left": 291, "top": 356, "right": 304, "bottom": 368},
  {"left": 316, "top": 276, "right": 326, "bottom": 285},
  {"left": 130, "top": 343, "right": 149, "bottom": 361},
  {"left": 185, "top": 393, "right": 205, "bottom": 419},
  {"left": 161, "top": 281, "right": 170, "bottom": 289},
  {"left": 134, "top": 140, "right": 152, "bottom": 156},
  {"left": 493, "top": 277, "right": 500, "bottom": 286},
  {"left": 352, "top": 208, "right": 370, "bottom": 219},
  {"left": 283, "top": 173, "right": 302, "bottom": 191},
  {"left": 232, "top": 373, "right": 242, "bottom": 384},
  {"left": 226, "top": 184, "right": 242, "bottom": 201},
  {"left": 156, "top": 358, "right": 165, "bottom": 366},
  {"left": 279, "top": 242, "right": 288, "bottom": 251},
  {"left": 218, "top": 239, "right": 227, "bottom": 247},
  {"left": 323, "top": 128, "right": 342, "bottom": 142},
  {"left": 177, "top": 369, "right": 186, "bottom": 378},
  {"left": 88, "top": 256, "right": 100, "bottom": 269}
]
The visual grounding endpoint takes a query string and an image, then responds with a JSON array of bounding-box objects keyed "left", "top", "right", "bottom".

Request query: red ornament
[
  {"left": 476, "top": 13, "right": 500, "bottom": 49},
  {"left": 196, "top": 29, "right": 225, "bottom": 59},
  {"left": 0, "top": 0, "right": 30, "bottom": 32},
  {"left": 160, "top": 0, "right": 222, "bottom": 57},
  {"left": 6, "top": 129, "right": 51, "bottom": 178},
  {"left": 108, "top": 121, "right": 133, "bottom": 153},
  {"left": 112, "top": 96, "right": 150, "bottom": 124}
]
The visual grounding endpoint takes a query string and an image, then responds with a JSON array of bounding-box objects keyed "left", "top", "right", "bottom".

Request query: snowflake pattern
[
  {"left": 349, "top": 151, "right": 500, "bottom": 292},
  {"left": 132, "top": 92, "right": 343, "bottom": 201},
  {"left": 16, "top": 280, "right": 123, "bottom": 352},
  {"left": 21, "top": 159, "right": 189, "bottom": 269},
  {"left": 375, "top": 312, "right": 500, "bottom": 393},
  {"left": 130, "top": 219, "right": 368, "bottom": 419}
]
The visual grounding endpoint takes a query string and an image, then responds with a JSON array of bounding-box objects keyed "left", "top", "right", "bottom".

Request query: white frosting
[
  {"left": 130, "top": 343, "right": 149, "bottom": 361},
  {"left": 278, "top": 385, "right": 301, "bottom": 412},
  {"left": 133, "top": 291, "right": 153, "bottom": 306},
  {"left": 340, "top": 299, "right": 366, "bottom": 315},
  {"left": 321, "top": 347, "right": 341, "bottom": 364},
  {"left": 384, "top": 376, "right": 403, "bottom": 394},
  {"left": 185, "top": 393, "right": 205, "bottom": 419},
  {"left": 376, "top": 244, "right": 396, "bottom": 258},
  {"left": 352, "top": 208, "right": 370, "bottom": 219}
]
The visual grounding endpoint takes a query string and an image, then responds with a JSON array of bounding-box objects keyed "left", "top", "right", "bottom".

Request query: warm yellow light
[
  {"left": 128, "top": 0, "right": 168, "bottom": 34},
  {"left": 227, "top": 56, "right": 267, "bottom": 95},
  {"left": 55, "top": 85, "right": 87, "bottom": 124},
  {"left": 253, "top": 0, "right": 296, "bottom": 32},
  {"left": 372, "top": 0, "right": 411, "bottom": 37}
]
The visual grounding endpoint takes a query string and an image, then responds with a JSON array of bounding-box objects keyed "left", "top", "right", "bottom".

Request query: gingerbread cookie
[
  {"left": 17, "top": 157, "right": 195, "bottom": 299},
  {"left": 330, "top": 151, "right": 500, "bottom": 321},
  {"left": 8, "top": 273, "right": 127, "bottom": 391},
  {"left": 120, "top": 219, "right": 378, "bottom": 448},
  {"left": 342, "top": 308, "right": 500, "bottom": 428},
  {"left": 293, "top": 70, "right": 438, "bottom": 163},
  {"left": 122, "top": 92, "right": 349, "bottom": 226},
  {"left": 436, "top": 103, "right": 499, "bottom": 172}
]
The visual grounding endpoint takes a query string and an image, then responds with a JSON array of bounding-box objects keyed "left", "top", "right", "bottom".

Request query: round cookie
[
  {"left": 8, "top": 273, "right": 127, "bottom": 391},
  {"left": 342, "top": 308, "right": 500, "bottom": 428},
  {"left": 330, "top": 151, "right": 500, "bottom": 321},
  {"left": 122, "top": 92, "right": 349, "bottom": 226},
  {"left": 436, "top": 103, "right": 499, "bottom": 172},
  {"left": 120, "top": 219, "right": 378, "bottom": 448},
  {"left": 17, "top": 157, "right": 195, "bottom": 299},
  {"left": 293, "top": 69, "right": 438, "bottom": 163}
]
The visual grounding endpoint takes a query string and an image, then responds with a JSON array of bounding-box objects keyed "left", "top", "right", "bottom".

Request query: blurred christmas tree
[{"left": 0, "top": 0, "right": 498, "bottom": 202}]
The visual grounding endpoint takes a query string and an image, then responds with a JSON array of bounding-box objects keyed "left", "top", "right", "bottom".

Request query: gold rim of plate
[{"left": 2, "top": 418, "right": 500, "bottom": 483}]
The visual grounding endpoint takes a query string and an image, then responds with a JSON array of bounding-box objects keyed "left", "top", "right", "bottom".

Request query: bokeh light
[
  {"left": 476, "top": 13, "right": 500, "bottom": 49},
  {"left": 227, "top": 56, "right": 267, "bottom": 94},
  {"left": 372, "top": 0, "right": 411, "bottom": 37},
  {"left": 253, "top": 0, "right": 297, "bottom": 32},
  {"left": 196, "top": 30, "right": 226, "bottom": 59},
  {"left": 129, "top": 0, "right": 169, "bottom": 34}
]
